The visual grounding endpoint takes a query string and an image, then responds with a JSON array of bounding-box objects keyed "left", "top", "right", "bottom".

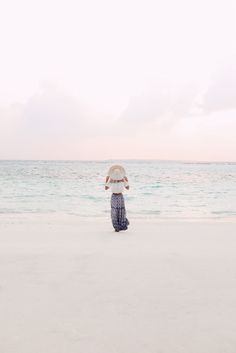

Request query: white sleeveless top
[{"left": 106, "top": 179, "right": 129, "bottom": 193}]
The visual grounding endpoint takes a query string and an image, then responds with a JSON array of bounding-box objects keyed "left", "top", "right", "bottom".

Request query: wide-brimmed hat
[{"left": 108, "top": 165, "right": 126, "bottom": 180}]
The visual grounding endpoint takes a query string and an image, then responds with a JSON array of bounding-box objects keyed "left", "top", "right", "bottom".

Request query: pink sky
[{"left": 0, "top": 0, "right": 236, "bottom": 161}]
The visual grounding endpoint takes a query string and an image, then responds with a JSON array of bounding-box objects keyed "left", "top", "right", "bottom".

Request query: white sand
[{"left": 1, "top": 217, "right": 236, "bottom": 353}]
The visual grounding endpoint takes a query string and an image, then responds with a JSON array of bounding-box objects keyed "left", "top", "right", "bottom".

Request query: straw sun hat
[{"left": 108, "top": 165, "right": 126, "bottom": 181}]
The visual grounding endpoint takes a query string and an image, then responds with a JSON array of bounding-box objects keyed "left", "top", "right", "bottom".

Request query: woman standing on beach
[{"left": 105, "top": 165, "right": 130, "bottom": 232}]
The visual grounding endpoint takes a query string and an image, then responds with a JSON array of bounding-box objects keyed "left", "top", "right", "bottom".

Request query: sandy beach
[{"left": 1, "top": 217, "right": 236, "bottom": 353}]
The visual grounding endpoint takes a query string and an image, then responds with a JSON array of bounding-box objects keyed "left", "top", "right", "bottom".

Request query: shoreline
[{"left": 1, "top": 212, "right": 236, "bottom": 226}]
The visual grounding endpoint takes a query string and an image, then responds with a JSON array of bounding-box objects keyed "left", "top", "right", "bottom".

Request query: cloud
[
  {"left": 20, "top": 82, "right": 86, "bottom": 140},
  {"left": 117, "top": 62, "right": 236, "bottom": 133},
  {"left": 0, "top": 82, "right": 113, "bottom": 159},
  {"left": 201, "top": 64, "right": 236, "bottom": 113},
  {"left": 0, "top": 74, "right": 235, "bottom": 161},
  {"left": 117, "top": 80, "right": 199, "bottom": 134}
]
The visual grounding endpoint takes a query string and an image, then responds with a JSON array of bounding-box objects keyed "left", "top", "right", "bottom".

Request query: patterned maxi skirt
[{"left": 111, "top": 193, "right": 129, "bottom": 231}]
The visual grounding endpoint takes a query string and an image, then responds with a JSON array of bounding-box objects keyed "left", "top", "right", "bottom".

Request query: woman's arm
[
  {"left": 105, "top": 176, "right": 110, "bottom": 190},
  {"left": 124, "top": 176, "right": 130, "bottom": 190}
]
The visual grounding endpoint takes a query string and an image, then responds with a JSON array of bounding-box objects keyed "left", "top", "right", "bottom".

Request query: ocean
[{"left": 0, "top": 160, "right": 235, "bottom": 220}]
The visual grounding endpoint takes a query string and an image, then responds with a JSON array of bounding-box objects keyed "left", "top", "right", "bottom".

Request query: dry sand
[{"left": 1, "top": 216, "right": 236, "bottom": 353}]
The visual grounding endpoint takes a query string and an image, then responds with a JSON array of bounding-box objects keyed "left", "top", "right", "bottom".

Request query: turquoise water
[{"left": 0, "top": 160, "right": 235, "bottom": 220}]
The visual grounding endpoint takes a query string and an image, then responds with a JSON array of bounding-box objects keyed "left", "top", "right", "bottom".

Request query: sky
[{"left": 0, "top": 0, "right": 236, "bottom": 161}]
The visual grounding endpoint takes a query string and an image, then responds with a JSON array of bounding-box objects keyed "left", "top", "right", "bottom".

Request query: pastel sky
[{"left": 0, "top": 0, "right": 236, "bottom": 161}]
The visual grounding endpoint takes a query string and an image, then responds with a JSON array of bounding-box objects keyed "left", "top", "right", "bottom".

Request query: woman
[{"left": 105, "top": 165, "right": 130, "bottom": 232}]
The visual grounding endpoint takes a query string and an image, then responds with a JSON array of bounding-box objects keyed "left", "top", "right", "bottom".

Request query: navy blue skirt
[{"left": 111, "top": 193, "right": 129, "bottom": 231}]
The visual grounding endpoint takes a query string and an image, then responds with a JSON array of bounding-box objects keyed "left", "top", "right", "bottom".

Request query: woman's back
[{"left": 106, "top": 178, "right": 129, "bottom": 194}]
